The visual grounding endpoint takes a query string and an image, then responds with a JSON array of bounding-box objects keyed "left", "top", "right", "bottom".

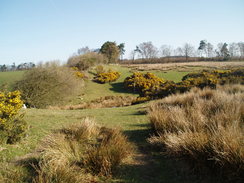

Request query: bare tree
[
  {"left": 174, "top": 47, "right": 183, "bottom": 56},
  {"left": 138, "top": 42, "right": 158, "bottom": 59},
  {"left": 215, "top": 43, "right": 224, "bottom": 57},
  {"left": 182, "top": 43, "right": 195, "bottom": 61},
  {"left": 229, "top": 42, "right": 239, "bottom": 57},
  {"left": 77, "top": 46, "right": 90, "bottom": 55},
  {"left": 237, "top": 42, "right": 244, "bottom": 57},
  {"left": 160, "top": 45, "right": 172, "bottom": 57},
  {"left": 206, "top": 42, "right": 214, "bottom": 58},
  {"left": 129, "top": 50, "right": 136, "bottom": 60}
]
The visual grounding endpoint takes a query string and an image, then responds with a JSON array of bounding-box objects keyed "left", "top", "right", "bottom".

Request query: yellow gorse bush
[
  {"left": 0, "top": 90, "right": 23, "bottom": 124},
  {"left": 124, "top": 69, "right": 244, "bottom": 102},
  {"left": 94, "top": 69, "right": 120, "bottom": 84},
  {"left": 124, "top": 72, "right": 166, "bottom": 92},
  {"left": 0, "top": 90, "right": 27, "bottom": 144},
  {"left": 71, "top": 67, "right": 86, "bottom": 78}
]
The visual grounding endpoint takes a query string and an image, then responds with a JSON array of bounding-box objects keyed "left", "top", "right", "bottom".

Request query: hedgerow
[{"left": 0, "top": 90, "right": 28, "bottom": 144}]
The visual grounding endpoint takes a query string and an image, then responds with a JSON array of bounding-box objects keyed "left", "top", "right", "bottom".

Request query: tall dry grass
[
  {"left": 148, "top": 85, "right": 244, "bottom": 179},
  {"left": 33, "top": 118, "right": 134, "bottom": 182}
]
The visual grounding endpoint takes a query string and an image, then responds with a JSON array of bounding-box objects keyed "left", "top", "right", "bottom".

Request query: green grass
[
  {"left": 3, "top": 65, "right": 223, "bottom": 183},
  {"left": 1, "top": 106, "right": 221, "bottom": 183},
  {"left": 81, "top": 65, "right": 189, "bottom": 102},
  {"left": 0, "top": 71, "right": 25, "bottom": 90},
  {"left": 82, "top": 65, "right": 137, "bottom": 102},
  {"left": 0, "top": 104, "right": 147, "bottom": 162},
  {"left": 150, "top": 70, "right": 189, "bottom": 82}
]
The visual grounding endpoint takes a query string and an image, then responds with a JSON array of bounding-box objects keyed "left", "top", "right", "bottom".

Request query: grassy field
[
  {"left": 74, "top": 65, "right": 188, "bottom": 103},
  {"left": 0, "top": 70, "right": 25, "bottom": 90},
  {"left": 0, "top": 64, "right": 236, "bottom": 182}
]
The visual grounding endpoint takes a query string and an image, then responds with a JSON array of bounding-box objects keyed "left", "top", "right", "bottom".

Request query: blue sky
[{"left": 0, "top": 0, "right": 244, "bottom": 65}]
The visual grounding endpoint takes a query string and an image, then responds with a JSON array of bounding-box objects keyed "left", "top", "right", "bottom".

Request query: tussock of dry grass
[
  {"left": 148, "top": 85, "right": 244, "bottom": 178},
  {"left": 0, "top": 163, "right": 27, "bottom": 183},
  {"left": 33, "top": 118, "right": 134, "bottom": 182},
  {"left": 49, "top": 95, "right": 136, "bottom": 110}
]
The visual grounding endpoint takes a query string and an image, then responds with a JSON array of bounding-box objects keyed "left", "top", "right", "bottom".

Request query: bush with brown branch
[{"left": 14, "top": 62, "right": 84, "bottom": 108}]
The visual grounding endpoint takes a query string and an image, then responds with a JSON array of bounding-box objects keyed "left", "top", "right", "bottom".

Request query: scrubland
[{"left": 0, "top": 62, "right": 243, "bottom": 183}]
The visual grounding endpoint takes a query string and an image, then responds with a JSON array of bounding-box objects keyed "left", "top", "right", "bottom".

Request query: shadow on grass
[
  {"left": 109, "top": 82, "right": 138, "bottom": 94},
  {"left": 14, "top": 155, "right": 39, "bottom": 182},
  {"left": 130, "top": 110, "right": 148, "bottom": 115},
  {"left": 117, "top": 128, "right": 228, "bottom": 183},
  {"left": 123, "top": 128, "right": 151, "bottom": 147}
]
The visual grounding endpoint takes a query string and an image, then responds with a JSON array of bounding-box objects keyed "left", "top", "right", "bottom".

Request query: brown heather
[{"left": 148, "top": 85, "right": 244, "bottom": 178}]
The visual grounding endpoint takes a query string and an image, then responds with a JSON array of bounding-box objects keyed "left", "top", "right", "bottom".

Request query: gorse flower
[
  {"left": 0, "top": 90, "right": 23, "bottom": 124},
  {"left": 124, "top": 69, "right": 244, "bottom": 102},
  {"left": 0, "top": 90, "right": 27, "bottom": 144},
  {"left": 94, "top": 70, "right": 120, "bottom": 84}
]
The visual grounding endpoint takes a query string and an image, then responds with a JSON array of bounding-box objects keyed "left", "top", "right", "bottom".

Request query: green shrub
[
  {"left": 14, "top": 63, "right": 84, "bottom": 108},
  {"left": 94, "top": 69, "right": 120, "bottom": 84},
  {"left": 0, "top": 90, "right": 28, "bottom": 144},
  {"left": 67, "top": 52, "right": 107, "bottom": 71}
]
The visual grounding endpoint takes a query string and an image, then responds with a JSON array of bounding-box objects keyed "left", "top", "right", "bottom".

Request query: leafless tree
[
  {"left": 129, "top": 50, "right": 136, "bottom": 60},
  {"left": 77, "top": 46, "right": 90, "bottom": 55},
  {"left": 174, "top": 47, "right": 183, "bottom": 56},
  {"left": 182, "top": 43, "right": 195, "bottom": 61},
  {"left": 229, "top": 42, "right": 239, "bottom": 57},
  {"left": 138, "top": 42, "right": 158, "bottom": 59},
  {"left": 206, "top": 42, "right": 214, "bottom": 58},
  {"left": 160, "top": 45, "right": 172, "bottom": 57},
  {"left": 215, "top": 43, "right": 224, "bottom": 57},
  {"left": 237, "top": 42, "right": 244, "bottom": 57}
]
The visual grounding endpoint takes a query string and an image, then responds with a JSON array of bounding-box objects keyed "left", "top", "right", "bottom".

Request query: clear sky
[{"left": 0, "top": 0, "right": 244, "bottom": 65}]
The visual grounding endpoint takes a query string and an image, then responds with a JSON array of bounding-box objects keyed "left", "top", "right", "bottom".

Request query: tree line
[
  {"left": 1, "top": 40, "right": 243, "bottom": 71},
  {"left": 0, "top": 62, "right": 35, "bottom": 72},
  {"left": 129, "top": 40, "right": 244, "bottom": 61},
  {"left": 75, "top": 40, "right": 244, "bottom": 64}
]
